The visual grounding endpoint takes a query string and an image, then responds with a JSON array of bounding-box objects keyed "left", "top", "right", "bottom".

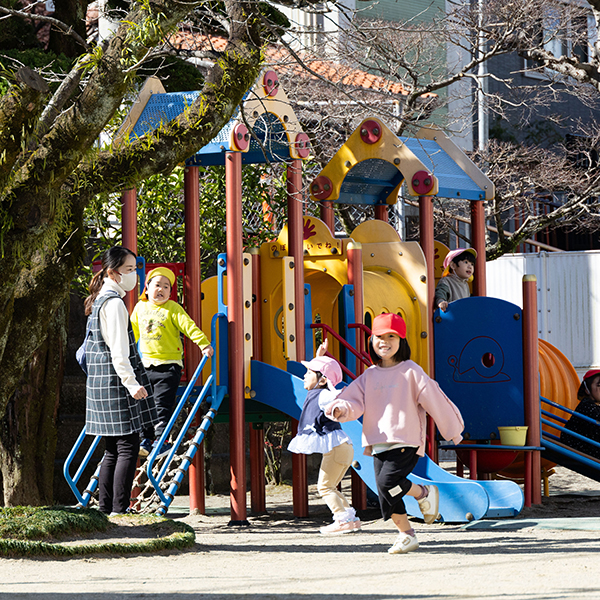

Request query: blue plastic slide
[{"left": 251, "top": 360, "right": 524, "bottom": 523}]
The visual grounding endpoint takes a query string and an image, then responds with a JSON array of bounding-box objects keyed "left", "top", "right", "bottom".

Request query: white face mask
[{"left": 118, "top": 270, "right": 138, "bottom": 292}]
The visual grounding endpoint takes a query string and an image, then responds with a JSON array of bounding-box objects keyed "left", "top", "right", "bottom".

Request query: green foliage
[
  {"left": 81, "top": 162, "right": 289, "bottom": 291},
  {"left": 0, "top": 506, "right": 195, "bottom": 557},
  {"left": 0, "top": 506, "right": 107, "bottom": 540},
  {"left": 0, "top": 48, "right": 73, "bottom": 73},
  {"left": 258, "top": 2, "right": 291, "bottom": 39},
  {"left": 140, "top": 57, "right": 205, "bottom": 92},
  {"left": 264, "top": 422, "right": 291, "bottom": 485},
  {"left": 0, "top": 49, "right": 75, "bottom": 96}
]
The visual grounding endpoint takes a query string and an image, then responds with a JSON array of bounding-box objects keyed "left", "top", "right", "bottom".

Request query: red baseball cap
[
  {"left": 371, "top": 313, "right": 407, "bottom": 339},
  {"left": 583, "top": 369, "right": 600, "bottom": 382}
]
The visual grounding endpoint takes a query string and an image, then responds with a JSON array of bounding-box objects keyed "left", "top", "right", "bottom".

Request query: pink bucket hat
[
  {"left": 442, "top": 248, "right": 477, "bottom": 280},
  {"left": 301, "top": 356, "right": 343, "bottom": 391}
]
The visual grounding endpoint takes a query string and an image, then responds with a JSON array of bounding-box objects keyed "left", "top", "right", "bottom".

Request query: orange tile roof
[
  {"left": 169, "top": 31, "right": 436, "bottom": 98},
  {"left": 169, "top": 31, "right": 228, "bottom": 52}
]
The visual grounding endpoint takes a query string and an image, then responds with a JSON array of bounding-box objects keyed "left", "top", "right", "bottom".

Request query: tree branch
[
  {"left": 0, "top": 67, "right": 49, "bottom": 191},
  {"left": 0, "top": 4, "right": 89, "bottom": 50}
]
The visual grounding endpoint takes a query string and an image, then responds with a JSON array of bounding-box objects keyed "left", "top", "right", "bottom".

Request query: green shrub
[{"left": 0, "top": 506, "right": 195, "bottom": 557}]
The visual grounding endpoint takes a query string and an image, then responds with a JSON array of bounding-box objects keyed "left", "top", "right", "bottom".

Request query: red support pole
[
  {"left": 418, "top": 196, "right": 435, "bottom": 369},
  {"left": 470, "top": 200, "right": 487, "bottom": 297},
  {"left": 249, "top": 248, "right": 266, "bottom": 514},
  {"left": 287, "top": 159, "right": 308, "bottom": 518},
  {"left": 523, "top": 275, "right": 542, "bottom": 505},
  {"left": 320, "top": 201, "right": 335, "bottom": 233},
  {"left": 226, "top": 151, "right": 248, "bottom": 524},
  {"left": 419, "top": 195, "right": 437, "bottom": 461},
  {"left": 346, "top": 240, "right": 366, "bottom": 510},
  {"left": 121, "top": 188, "right": 138, "bottom": 313},
  {"left": 184, "top": 166, "right": 205, "bottom": 515},
  {"left": 374, "top": 204, "right": 389, "bottom": 222}
]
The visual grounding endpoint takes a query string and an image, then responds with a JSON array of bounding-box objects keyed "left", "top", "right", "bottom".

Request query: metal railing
[
  {"left": 63, "top": 312, "right": 227, "bottom": 511},
  {"left": 310, "top": 322, "right": 372, "bottom": 380},
  {"left": 147, "top": 314, "right": 227, "bottom": 514},
  {"left": 540, "top": 397, "right": 600, "bottom": 454}
]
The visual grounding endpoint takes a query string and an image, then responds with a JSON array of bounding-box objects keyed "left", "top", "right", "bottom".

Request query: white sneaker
[
  {"left": 388, "top": 532, "right": 419, "bottom": 554},
  {"left": 417, "top": 485, "right": 439, "bottom": 524},
  {"left": 320, "top": 518, "right": 361, "bottom": 535}
]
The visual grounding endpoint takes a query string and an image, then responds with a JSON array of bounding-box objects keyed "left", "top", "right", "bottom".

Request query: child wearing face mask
[
  {"left": 130, "top": 267, "right": 213, "bottom": 457},
  {"left": 83, "top": 246, "right": 158, "bottom": 516}
]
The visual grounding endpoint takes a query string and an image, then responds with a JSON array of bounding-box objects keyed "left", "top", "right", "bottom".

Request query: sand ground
[{"left": 2, "top": 465, "right": 600, "bottom": 600}]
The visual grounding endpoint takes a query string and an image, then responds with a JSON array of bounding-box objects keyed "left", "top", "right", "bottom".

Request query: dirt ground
[{"left": 3, "top": 465, "right": 600, "bottom": 600}]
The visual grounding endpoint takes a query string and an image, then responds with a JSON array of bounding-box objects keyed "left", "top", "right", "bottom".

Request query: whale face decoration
[{"left": 448, "top": 336, "right": 511, "bottom": 383}]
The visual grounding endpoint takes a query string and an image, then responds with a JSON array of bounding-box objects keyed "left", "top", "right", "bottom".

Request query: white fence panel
[{"left": 486, "top": 250, "right": 600, "bottom": 373}]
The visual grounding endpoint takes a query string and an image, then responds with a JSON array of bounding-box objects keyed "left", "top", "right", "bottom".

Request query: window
[{"left": 523, "top": 7, "right": 594, "bottom": 78}]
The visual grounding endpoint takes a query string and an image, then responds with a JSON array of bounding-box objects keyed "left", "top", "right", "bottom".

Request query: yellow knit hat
[{"left": 140, "top": 267, "right": 176, "bottom": 300}]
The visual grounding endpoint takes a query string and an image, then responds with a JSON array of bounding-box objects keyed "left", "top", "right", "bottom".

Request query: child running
[
  {"left": 434, "top": 248, "right": 476, "bottom": 312},
  {"left": 325, "top": 313, "right": 464, "bottom": 554},
  {"left": 288, "top": 340, "right": 360, "bottom": 534},
  {"left": 131, "top": 267, "right": 214, "bottom": 457}
]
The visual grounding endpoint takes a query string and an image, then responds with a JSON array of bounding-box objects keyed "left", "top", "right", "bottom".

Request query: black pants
[
  {"left": 143, "top": 363, "right": 182, "bottom": 440},
  {"left": 373, "top": 447, "right": 419, "bottom": 520},
  {"left": 98, "top": 432, "right": 139, "bottom": 514}
]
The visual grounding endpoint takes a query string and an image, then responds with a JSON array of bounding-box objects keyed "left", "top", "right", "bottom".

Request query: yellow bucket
[{"left": 498, "top": 426, "right": 528, "bottom": 446}]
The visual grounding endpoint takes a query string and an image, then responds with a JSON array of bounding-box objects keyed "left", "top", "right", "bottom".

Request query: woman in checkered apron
[{"left": 83, "top": 246, "right": 158, "bottom": 515}]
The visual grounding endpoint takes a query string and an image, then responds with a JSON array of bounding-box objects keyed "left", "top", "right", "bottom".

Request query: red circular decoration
[
  {"left": 359, "top": 119, "right": 383, "bottom": 144},
  {"left": 263, "top": 70, "right": 279, "bottom": 97},
  {"left": 232, "top": 123, "right": 249, "bottom": 151},
  {"left": 411, "top": 170, "right": 434, "bottom": 195},
  {"left": 310, "top": 175, "right": 333, "bottom": 200},
  {"left": 294, "top": 133, "right": 311, "bottom": 159}
]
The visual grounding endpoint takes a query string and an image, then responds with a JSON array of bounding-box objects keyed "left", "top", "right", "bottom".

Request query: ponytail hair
[{"left": 84, "top": 246, "right": 136, "bottom": 315}]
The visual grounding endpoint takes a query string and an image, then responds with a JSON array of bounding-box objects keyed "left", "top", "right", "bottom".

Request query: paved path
[{"left": 3, "top": 468, "right": 600, "bottom": 599}]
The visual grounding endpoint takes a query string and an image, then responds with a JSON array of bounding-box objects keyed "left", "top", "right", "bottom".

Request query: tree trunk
[{"left": 0, "top": 303, "right": 67, "bottom": 506}]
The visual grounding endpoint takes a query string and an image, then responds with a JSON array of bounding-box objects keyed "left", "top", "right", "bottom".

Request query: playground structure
[{"left": 65, "top": 70, "right": 600, "bottom": 523}]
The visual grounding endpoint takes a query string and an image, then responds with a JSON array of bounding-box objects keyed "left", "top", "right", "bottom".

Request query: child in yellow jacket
[{"left": 131, "top": 267, "right": 213, "bottom": 457}]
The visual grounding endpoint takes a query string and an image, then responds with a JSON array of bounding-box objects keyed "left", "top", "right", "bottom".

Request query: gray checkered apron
[{"left": 85, "top": 292, "right": 158, "bottom": 436}]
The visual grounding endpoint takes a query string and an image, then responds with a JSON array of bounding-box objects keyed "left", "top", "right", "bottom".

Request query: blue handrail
[
  {"left": 63, "top": 426, "right": 103, "bottom": 507},
  {"left": 64, "top": 311, "right": 228, "bottom": 509},
  {"left": 145, "top": 312, "right": 227, "bottom": 512},
  {"left": 540, "top": 397, "right": 600, "bottom": 453}
]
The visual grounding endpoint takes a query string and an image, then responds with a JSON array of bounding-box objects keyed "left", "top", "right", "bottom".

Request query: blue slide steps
[{"left": 251, "top": 360, "right": 524, "bottom": 523}]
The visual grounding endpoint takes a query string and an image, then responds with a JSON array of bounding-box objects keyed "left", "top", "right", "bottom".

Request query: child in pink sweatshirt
[{"left": 325, "top": 313, "right": 464, "bottom": 554}]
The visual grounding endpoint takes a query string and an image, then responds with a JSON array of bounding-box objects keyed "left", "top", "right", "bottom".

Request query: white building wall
[{"left": 486, "top": 251, "right": 600, "bottom": 374}]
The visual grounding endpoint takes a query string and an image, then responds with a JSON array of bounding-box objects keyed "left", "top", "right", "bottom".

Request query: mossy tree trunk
[
  {"left": 0, "top": 304, "right": 67, "bottom": 506},
  {"left": 0, "top": 0, "right": 266, "bottom": 505}
]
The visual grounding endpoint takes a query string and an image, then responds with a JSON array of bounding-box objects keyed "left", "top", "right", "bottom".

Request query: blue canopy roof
[
  {"left": 399, "top": 137, "right": 486, "bottom": 201},
  {"left": 129, "top": 91, "right": 294, "bottom": 166}
]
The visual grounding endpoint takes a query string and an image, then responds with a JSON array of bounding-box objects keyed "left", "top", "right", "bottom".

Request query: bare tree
[{"left": 262, "top": 0, "right": 600, "bottom": 248}]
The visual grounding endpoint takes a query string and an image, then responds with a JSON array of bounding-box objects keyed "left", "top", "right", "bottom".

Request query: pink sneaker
[{"left": 320, "top": 518, "right": 361, "bottom": 535}]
